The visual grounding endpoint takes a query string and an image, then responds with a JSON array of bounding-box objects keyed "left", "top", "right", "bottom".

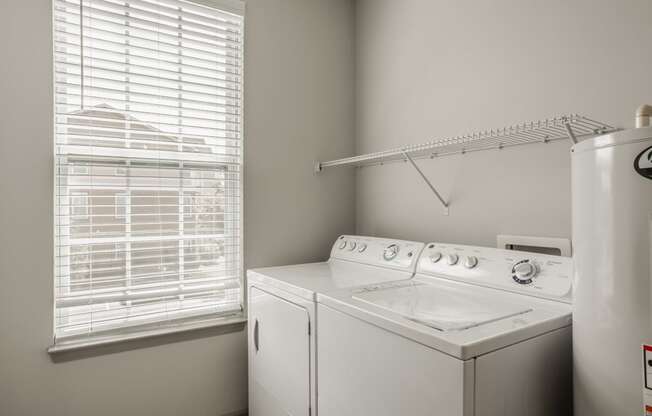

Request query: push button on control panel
[
  {"left": 446, "top": 253, "right": 459, "bottom": 265},
  {"left": 430, "top": 252, "right": 442, "bottom": 263}
]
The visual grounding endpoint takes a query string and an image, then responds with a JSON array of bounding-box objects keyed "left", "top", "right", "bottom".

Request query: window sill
[{"left": 47, "top": 313, "right": 247, "bottom": 355}]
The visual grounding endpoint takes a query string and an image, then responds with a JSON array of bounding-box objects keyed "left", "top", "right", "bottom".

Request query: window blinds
[{"left": 53, "top": 0, "right": 244, "bottom": 343}]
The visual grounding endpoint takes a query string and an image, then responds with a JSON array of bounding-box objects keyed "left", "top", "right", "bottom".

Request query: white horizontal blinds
[{"left": 53, "top": 0, "right": 243, "bottom": 341}]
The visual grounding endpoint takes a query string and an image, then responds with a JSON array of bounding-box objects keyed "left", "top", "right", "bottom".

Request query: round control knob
[
  {"left": 357, "top": 243, "right": 367, "bottom": 253},
  {"left": 338, "top": 240, "right": 347, "bottom": 250},
  {"left": 383, "top": 244, "right": 400, "bottom": 261},
  {"left": 348, "top": 242, "right": 357, "bottom": 251},
  {"left": 463, "top": 256, "right": 478, "bottom": 269},
  {"left": 430, "top": 252, "right": 442, "bottom": 263},
  {"left": 512, "top": 260, "right": 538, "bottom": 284},
  {"left": 446, "top": 253, "right": 459, "bottom": 265}
]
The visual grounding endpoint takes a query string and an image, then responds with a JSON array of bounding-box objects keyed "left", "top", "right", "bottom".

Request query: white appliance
[
  {"left": 572, "top": 125, "right": 652, "bottom": 416},
  {"left": 246, "top": 235, "right": 424, "bottom": 416},
  {"left": 316, "top": 242, "right": 573, "bottom": 416}
]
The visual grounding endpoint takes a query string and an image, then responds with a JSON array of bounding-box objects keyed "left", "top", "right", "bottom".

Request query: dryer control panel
[
  {"left": 331, "top": 235, "right": 424, "bottom": 273},
  {"left": 417, "top": 242, "right": 573, "bottom": 303}
]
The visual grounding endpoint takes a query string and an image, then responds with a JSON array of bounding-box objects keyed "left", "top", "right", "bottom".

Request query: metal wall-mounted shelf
[{"left": 315, "top": 114, "right": 619, "bottom": 215}]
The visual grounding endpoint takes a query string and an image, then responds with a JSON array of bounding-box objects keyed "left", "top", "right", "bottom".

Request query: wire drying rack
[
  {"left": 316, "top": 114, "right": 616, "bottom": 171},
  {"left": 314, "top": 114, "right": 619, "bottom": 214}
]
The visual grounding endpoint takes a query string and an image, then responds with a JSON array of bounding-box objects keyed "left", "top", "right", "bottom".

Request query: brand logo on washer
[{"left": 634, "top": 146, "right": 652, "bottom": 180}]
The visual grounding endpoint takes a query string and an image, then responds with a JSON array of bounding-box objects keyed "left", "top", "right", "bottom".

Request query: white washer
[
  {"left": 316, "top": 242, "right": 573, "bottom": 416},
  {"left": 247, "top": 235, "right": 424, "bottom": 416}
]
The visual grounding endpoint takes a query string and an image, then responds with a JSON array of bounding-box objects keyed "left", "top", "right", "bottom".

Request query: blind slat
[
  {"left": 56, "top": 294, "right": 241, "bottom": 321},
  {"left": 56, "top": 0, "right": 242, "bottom": 44},
  {"left": 56, "top": 278, "right": 240, "bottom": 308},
  {"left": 56, "top": 274, "right": 241, "bottom": 290},
  {"left": 55, "top": 20, "right": 239, "bottom": 59},
  {"left": 56, "top": 82, "right": 240, "bottom": 112},
  {"left": 54, "top": 43, "right": 241, "bottom": 80},
  {"left": 55, "top": 80, "right": 240, "bottom": 111},
  {"left": 56, "top": 275, "right": 240, "bottom": 297},
  {"left": 56, "top": 146, "right": 239, "bottom": 164},
  {"left": 54, "top": 33, "right": 241, "bottom": 72},
  {"left": 55, "top": 119, "right": 240, "bottom": 139},
  {"left": 54, "top": 52, "right": 240, "bottom": 84},
  {"left": 57, "top": 255, "right": 241, "bottom": 273},
  {"left": 54, "top": 65, "right": 241, "bottom": 95},
  {"left": 55, "top": 300, "right": 242, "bottom": 333},
  {"left": 54, "top": 0, "right": 243, "bottom": 341}
]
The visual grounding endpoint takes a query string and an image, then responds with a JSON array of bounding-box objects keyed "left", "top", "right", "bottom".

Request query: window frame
[
  {"left": 70, "top": 191, "right": 90, "bottom": 221},
  {"left": 49, "top": 0, "right": 246, "bottom": 353},
  {"left": 114, "top": 192, "right": 128, "bottom": 220}
]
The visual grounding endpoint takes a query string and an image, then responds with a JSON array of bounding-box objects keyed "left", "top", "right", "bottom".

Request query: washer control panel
[
  {"left": 331, "top": 235, "right": 424, "bottom": 272},
  {"left": 417, "top": 242, "right": 573, "bottom": 302}
]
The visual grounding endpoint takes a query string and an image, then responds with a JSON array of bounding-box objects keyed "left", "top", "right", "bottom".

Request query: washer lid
[
  {"left": 353, "top": 282, "right": 532, "bottom": 331},
  {"left": 248, "top": 260, "right": 414, "bottom": 301}
]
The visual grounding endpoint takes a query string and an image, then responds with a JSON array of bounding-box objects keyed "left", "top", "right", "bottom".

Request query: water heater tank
[{"left": 572, "top": 125, "right": 652, "bottom": 416}]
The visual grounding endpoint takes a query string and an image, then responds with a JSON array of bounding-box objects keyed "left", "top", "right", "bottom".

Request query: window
[
  {"left": 53, "top": 0, "right": 244, "bottom": 346},
  {"left": 70, "top": 192, "right": 89, "bottom": 220},
  {"left": 114, "top": 192, "right": 127, "bottom": 219}
]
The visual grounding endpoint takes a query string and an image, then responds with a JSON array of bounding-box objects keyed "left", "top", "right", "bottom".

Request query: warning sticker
[
  {"left": 634, "top": 146, "right": 652, "bottom": 180},
  {"left": 644, "top": 345, "right": 652, "bottom": 415},
  {"left": 644, "top": 345, "right": 652, "bottom": 390}
]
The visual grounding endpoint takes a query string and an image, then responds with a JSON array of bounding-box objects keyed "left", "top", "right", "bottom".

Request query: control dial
[
  {"left": 463, "top": 256, "right": 478, "bottom": 269},
  {"left": 357, "top": 243, "right": 367, "bottom": 253},
  {"left": 339, "top": 240, "right": 347, "bottom": 250},
  {"left": 512, "top": 260, "right": 538, "bottom": 284},
  {"left": 383, "top": 244, "right": 400, "bottom": 261},
  {"left": 430, "top": 252, "right": 442, "bottom": 263},
  {"left": 348, "top": 242, "right": 357, "bottom": 251},
  {"left": 446, "top": 253, "right": 459, "bottom": 265}
]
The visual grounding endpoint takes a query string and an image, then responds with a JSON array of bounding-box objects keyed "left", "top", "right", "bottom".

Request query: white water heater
[{"left": 572, "top": 120, "right": 652, "bottom": 416}]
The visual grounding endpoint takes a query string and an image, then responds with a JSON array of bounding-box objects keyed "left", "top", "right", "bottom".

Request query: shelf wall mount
[{"left": 402, "top": 151, "right": 449, "bottom": 215}]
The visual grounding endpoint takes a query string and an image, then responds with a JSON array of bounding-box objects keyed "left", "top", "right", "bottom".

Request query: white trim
[
  {"left": 52, "top": 0, "right": 245, "bottom": 346},
  {"left": 48, "top": 312, "right": 246, "bottom": 353},
  {"left": 236, "top": 2, "right": 246, "bottom": 317}
]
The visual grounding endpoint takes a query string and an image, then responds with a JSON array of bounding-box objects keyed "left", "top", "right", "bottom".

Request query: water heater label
[
  {"left": 634, "top": 146, "right": 652, "bottom": 180},
  {"left": 644, "top": 345, "right": 652, "bottom": 389},
  {"left": 644, "top": 345, "right": 652, "bottom": 415}
]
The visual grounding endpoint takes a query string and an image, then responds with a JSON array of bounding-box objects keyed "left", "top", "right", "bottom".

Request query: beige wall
[
  {"left": 0, "top": 0, "right": 355, "bottom": 415},
  {"left": 354, "top": 0, "right": 652, "bottom": 247}
]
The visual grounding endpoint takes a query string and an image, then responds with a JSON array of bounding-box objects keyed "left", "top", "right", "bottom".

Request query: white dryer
[
  {"left": 247, "top": 235, "right": 424, "bottom": 416},
  {"left": 316, "top": 242, "right": 573, "bottom": 416}
]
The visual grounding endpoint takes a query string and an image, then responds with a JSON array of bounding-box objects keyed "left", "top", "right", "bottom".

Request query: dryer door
[{"left": 249, "top": 287, "right": 311, "bottom": 416}]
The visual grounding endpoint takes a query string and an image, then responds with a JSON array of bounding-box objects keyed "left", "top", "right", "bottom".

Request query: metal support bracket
[
  {"left": 564, "top": 123, "right": 578, "bottom": 144},
  {"left": 403, "top": 151, "right": 449, "bottom": 215}
]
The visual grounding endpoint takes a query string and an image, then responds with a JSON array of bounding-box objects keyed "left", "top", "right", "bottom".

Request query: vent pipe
[{"left": 636, "top": 104, "right": 652, "bottom": 128}]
